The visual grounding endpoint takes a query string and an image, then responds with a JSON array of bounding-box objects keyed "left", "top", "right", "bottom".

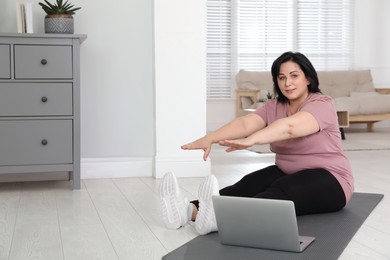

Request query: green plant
[
  {"left": 266, "top": 91, "right": 274, "bottom": 100},
  {"left": 39, "top": 0, "right": 81, "bottom": 15}
]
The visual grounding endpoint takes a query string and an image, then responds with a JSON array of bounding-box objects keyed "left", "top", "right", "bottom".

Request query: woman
[{"left": 159, "top": 51, "right": 354, "bottom": 235}]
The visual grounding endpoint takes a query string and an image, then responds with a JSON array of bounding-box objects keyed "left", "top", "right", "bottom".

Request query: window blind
[
  {"left": 206, "top": 0, "right": 233, "bottom": 99},
  {"left": 296, "top": 0, "right": 354, "bottom": 70},
  {"left": 206, "top": 0, "right": 354, "bottom": 99},
  {"left": 234, "top": 0, "right": 293, "bottom": 71}
]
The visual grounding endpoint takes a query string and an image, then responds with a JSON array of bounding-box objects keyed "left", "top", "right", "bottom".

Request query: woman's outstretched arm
[
  {"left": 181, "top": 113, "right": 266, "bottom": 160},
  {"left": 219, "top": 111, "right": 320, "bottom": 152}
]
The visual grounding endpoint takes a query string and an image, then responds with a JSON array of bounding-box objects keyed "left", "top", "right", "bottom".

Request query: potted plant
[
  {"left": 39, "top": 0, "right": 81, "bottom": 34},
  {"left": 266, "top": 91, "right": 274, "bottom": 100}
]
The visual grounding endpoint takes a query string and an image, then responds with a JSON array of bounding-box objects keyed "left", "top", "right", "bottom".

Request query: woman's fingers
[
  {"left": 219, "top": 139, "right": 250, "bottom": 151},
  {"left": 181, "top": 139, "right": 212, "bottom": 161}
]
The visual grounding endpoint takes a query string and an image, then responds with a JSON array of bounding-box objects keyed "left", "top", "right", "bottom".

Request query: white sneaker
[
  {"left": 159, "top": 172, "right": 191, "bottom": 229},
  {"left": 195, "top": 175, "right": 219, "bottom": 235}
]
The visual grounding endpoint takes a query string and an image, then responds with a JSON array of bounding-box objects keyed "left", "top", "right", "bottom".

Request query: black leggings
[{"left": 193, "top": 165, "right": 346, "bottom": 216}]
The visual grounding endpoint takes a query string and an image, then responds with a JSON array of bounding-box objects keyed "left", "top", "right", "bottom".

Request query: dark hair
[{"left": 271, "top": 51, "right": 321, "bottom": 103}]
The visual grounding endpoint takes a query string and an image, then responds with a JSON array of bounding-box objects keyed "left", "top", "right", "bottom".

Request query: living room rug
[
  {"left": 248, "top": 128, "right": 390, "bottom": 153},
  {"left": 162, "top": 192, "right": 384, "bottom": 260}
]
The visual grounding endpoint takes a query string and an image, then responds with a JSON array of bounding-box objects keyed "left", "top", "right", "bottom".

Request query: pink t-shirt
[{"left": 255, "top": 93, "right": 354, "bottom": 203}]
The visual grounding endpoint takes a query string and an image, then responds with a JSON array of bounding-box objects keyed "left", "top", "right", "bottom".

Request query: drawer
[
  {"left": 0, "top": 83, "right": 72, "bottom": 116},
  {"left": 0, "top": 44, "right": 11, "bottom": 79},
  {"left": 0, "top": 120, "right": 72, "bottom": 166},
  {"left": 14, "top": 45, "right": 72, "bottom": 79}
]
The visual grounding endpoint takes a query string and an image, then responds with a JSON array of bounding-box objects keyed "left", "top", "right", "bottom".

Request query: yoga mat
[{"left": 163, "top": 192, "right": 383, "bottom": 260}]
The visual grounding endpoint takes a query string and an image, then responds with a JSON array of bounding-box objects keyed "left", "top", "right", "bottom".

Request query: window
[{"left": 206, "top": 0, "right": 354, "bottom": 99}]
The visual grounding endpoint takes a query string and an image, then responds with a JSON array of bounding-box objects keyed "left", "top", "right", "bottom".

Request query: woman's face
[{"left": 277, "top": 61, "right": 310, "bottom": 104}]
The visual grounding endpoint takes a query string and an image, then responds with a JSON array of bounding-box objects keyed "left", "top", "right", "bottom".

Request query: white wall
[
  {"left": 354, "top": 0, "right": 390, "bottom": 88},
  {"left": 153, "top": 0, "right": 210, "bottom": 178},
  {"left": 74, "top": 0, "right": 155, "bottom": 158},
  {"left": 207, "top": 0, "right": 390, "bottom": 131},
  {"left": 207, "top": 99, "right": 236, "bottom": 132}
]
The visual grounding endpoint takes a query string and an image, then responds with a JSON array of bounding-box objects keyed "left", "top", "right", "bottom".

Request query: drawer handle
[
  {"left": 41, "top": 139, "right": 48, "bottom": 146},
  {"left": 41, "top": 59, "right": 48, "bottom": 65},
  {"left": 41, "top": 96, "right": 48, "bottom": 103}
]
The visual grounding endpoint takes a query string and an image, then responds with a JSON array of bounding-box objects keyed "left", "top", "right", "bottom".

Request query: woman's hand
[
  {"left": 181, "top": 136, "right": 213, "bottom": 161},
  {"left": 219, "top": 137, "right": 255, "bottom": 152}
]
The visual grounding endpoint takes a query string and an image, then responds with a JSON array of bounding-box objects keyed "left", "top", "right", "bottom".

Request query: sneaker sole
[
  {"left": 195, "top": 175, "right": 219, "bottom": 235},
  {"left": 159, "top": 172, "right": 182, "bottom": 229}
]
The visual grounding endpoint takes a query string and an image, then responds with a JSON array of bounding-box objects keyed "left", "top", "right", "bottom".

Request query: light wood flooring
[{"left": 0, "top": 147, "right": 389, "bottom": 259}]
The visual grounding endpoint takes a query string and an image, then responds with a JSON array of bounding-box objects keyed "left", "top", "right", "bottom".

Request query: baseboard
[{"left": 81, "top": 157, "right": 153, "bottom": 179}]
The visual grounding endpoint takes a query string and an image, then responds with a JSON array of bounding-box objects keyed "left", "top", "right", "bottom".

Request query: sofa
[{"left": 236, "top": 69, "right": 390, "bottom": 131}]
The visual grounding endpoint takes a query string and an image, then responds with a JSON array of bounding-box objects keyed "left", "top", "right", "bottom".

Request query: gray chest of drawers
[{"left": 0, "top": 33, "right": 86, "bottom": 189}]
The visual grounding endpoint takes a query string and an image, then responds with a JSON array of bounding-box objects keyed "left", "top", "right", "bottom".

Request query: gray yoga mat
[{"left": 163, "top": 192, "right": 383, "bottom": 260}]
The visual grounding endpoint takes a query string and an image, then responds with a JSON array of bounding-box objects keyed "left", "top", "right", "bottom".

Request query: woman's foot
[
  {"left": 195, "top": 175, "right": 219, "bottom": 235},
  {"left": 159, "top": 172, "right": 192, "bottom": 229}
]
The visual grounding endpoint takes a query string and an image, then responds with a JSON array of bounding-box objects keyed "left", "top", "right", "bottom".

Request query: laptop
[{"left": 212, "top": 196, "right": 315, "bottom": 252}]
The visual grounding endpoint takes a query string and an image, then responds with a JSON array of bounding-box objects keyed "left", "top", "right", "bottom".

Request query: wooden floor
[{"left": 0, "top": 147, "right": 389, "bottom": 259}]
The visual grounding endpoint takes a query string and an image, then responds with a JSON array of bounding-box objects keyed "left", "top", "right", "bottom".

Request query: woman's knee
[
  {"left": 219, "top": 165, "right": 285, "bottom": 197},
  {"left": 260, "top": 169, "right": 346, "bottom": 215}
]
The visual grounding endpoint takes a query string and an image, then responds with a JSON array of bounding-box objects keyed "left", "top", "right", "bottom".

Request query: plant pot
[{"left": 44, "top": 14, "right": 74, "bottom": 34}]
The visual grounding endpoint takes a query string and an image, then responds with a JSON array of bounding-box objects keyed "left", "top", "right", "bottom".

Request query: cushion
[
  {"left": 349, "top": 91, "right": 380, "bottom": 97},
  {"left": 321, "top": 84, "right": 351, "bottom": 98},
  {"left": 239, "top": 82, "right": 258, "bottom": 90},
  {"left": 334, "top": 97, "right": 360, "bottom": 115},
  {"left": 334, "top": 94, "right": 390, "bottom": 115},
  {"left": 317, "top": 70, "right": 375, "bottom": 97},
  {"left": 236, "top": 70, "right": 273, "bottom": 93},
  {"left": 354, "top": 82, "right": 376, "bottom": 92},
  {"left": 357, "top": 95, "right": 390, "bottom": 114}
]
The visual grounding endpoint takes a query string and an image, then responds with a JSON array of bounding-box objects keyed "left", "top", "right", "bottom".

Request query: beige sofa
[{"left": 236, "top": 69, "right": 390, "bottom": 131}]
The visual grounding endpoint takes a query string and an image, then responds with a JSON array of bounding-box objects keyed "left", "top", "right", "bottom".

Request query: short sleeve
[
  {"left": 300, "top": 95, "right": 338, "bottom": 131},
  {"left": 254, "top": 99, "right": 279, "bottom": 126}
]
